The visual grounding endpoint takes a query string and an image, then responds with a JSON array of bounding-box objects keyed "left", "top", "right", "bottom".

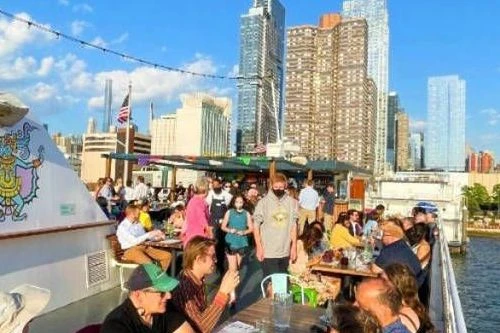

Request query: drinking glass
[{"left": 272, "top": 292, "right": 293, "bottom": 330}]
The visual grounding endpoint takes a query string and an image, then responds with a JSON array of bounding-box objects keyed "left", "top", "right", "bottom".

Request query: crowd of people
[{"left": 91, "top": 172, "right": 438, "bottom": 332}]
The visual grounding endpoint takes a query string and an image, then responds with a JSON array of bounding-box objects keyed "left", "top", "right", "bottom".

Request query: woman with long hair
[
  {"left": 330, "top": 212, "right": 361, "bottom": 249},
  {"left": 383, "top": 263, "right": 434, "bottom": 333},
  {"left": 405, "top": 223, "right": 431, "bottom": 270},
  {"left": 221, "top": 193, "right": 253, "bottom": 303},
  {"left": 289, "top": 226, "right": 324, "bottom": 276}
]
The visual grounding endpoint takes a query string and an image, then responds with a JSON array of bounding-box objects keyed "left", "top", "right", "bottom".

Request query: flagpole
[{"left": 124, "top": 81, "right": 132, "bottom": 185}]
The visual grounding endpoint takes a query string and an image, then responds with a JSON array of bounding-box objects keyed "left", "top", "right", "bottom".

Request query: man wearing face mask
[
  {"left": 253, "top": 173, "right": 298, "bottom": 282},
  {"left": 206, "top": 178, "right": 232, "bottom": 275}
]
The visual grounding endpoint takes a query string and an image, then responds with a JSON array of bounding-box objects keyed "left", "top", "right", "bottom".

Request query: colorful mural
[{"left": 0, "top": 122, "right": 44, "bottom": 221}]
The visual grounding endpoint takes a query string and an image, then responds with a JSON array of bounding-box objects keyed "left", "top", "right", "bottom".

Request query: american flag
[{"left": 117, "top": 94, "right": 130, "bottom": 124}]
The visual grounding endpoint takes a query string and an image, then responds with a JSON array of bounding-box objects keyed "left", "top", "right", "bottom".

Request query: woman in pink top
[{"left": 182, "top": 177, "right": 210, "bottom": 246}]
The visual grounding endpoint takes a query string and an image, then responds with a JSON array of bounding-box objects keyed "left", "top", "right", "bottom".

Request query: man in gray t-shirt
[{"left": 253, "top": 173, "right": 298, "bottom": 280}]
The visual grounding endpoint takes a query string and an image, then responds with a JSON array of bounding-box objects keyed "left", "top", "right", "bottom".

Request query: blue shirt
[
  {"left": 375, "top": 239, "right": 425, "bottom": 287},
  {"left": 298, "top": 187, "right": 319, "bottom": 211},
  {"left": 363, "top": 219, "right": 378, "bottom": 236},
  {"left": 383, "top": 319, "right": 411, "bottom": 333}
]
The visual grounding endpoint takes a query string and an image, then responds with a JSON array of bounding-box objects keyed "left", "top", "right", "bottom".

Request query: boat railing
[{"left": 430, "top": 220, "right": 467, "bottom": 333}]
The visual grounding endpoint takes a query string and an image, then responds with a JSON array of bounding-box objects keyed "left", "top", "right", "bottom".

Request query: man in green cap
[{"left": 101, "top": 263, "right": 194, "bottom": 333}]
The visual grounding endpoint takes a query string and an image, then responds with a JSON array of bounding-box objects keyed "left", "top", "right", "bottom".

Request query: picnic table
[{"left": 219, "top": 298, "right": 325, "bottom": 333}]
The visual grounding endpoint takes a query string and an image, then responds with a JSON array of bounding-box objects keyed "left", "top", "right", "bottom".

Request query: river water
[{"left": 452, "top": 236, "right": 500, "bottom": 332}]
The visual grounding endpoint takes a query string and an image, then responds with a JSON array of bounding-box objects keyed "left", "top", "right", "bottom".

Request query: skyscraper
[
  {"left": 426, "top": 75, "right": 466, "bottom": 171},
  {"left": 394, "top": 111, "right": 409, "bottom": 171},
  {"left": 237, "top": 0, "right": 285, "bottom": 154},
  {"left": 285, "top": 14, "right": 377, "bottom": 170},
  {"left": 410, "top": 132, "right": 424, "bottom": 170},
  {"left": 387, "top": 92, "right": 400, "bottom": 166},
  {"left": 102, "top": 79, "right": 112, "bottom": 132},
  {"left": 343, "top": 0, "right": 389, "bottom": 174}
]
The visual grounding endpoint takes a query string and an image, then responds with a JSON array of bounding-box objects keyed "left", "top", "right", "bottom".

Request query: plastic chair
[{"left": 260, "top": 273, "right": 305, "bottom": 305}]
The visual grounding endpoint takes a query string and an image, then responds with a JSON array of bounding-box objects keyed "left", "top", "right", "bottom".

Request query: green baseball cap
[{"left": 126, "top": 263, "right": 179, "bottom": 292}]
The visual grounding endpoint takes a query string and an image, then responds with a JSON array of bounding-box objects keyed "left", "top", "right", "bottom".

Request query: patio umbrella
[{"left": 416, "top": 201, "right": 438, "bottom": 213}]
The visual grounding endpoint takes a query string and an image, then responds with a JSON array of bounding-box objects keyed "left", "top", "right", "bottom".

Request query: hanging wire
[{"left": 0, "top": 8, "right": 265, "bottom": 81}]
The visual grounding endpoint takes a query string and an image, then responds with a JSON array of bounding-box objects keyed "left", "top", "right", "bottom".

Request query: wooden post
[
  {"left": 269, "top": 159, "right": 277, "bottom": 180},
  {"left": 307, "top": 169, "right": 313, "bottom": 181},
  {"left": 105, "top": 156, "right": 112, "bottom": 178},
  {"left": 170, "top": 166, "right": 177, "bottom": 202}
]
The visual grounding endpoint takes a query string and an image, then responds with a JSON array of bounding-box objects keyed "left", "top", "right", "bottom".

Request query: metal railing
[{"left": 431, "top": 221, "right": 468, "bottom": 333}]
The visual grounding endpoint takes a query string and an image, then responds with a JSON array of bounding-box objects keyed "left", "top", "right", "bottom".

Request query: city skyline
[{"left": 0, "top": 1, "right": 499, "bottom": 157}]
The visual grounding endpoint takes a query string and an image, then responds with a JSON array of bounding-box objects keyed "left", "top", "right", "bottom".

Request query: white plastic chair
[{"left": 260, "top": 273, "right": 305, "bottom": 305}]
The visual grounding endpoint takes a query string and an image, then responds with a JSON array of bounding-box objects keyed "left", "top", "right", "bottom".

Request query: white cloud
[
  {"left": 58, "top": 0, "right": 70, "bottom": 6},
  {"left": 111, "top": 33, "right": 129, "bottom": 44},
  {"left": 480, "top": 108, "right": 500, "bottom": 126},
  {"left": 73, "top": 3, "right": 93, "bottom": 13},
  {"left": 410, "top": 119, "right": 426, "bottom": 132},
  {"left": 29, "top": 82, "right": 58, "bottom": 101},
  {"left": 88, "top": 55, "right": 219, "bottom": 109},
  {"left": 37, "top": 56, "right": 55, "bottom": 76},
  {"left": 90, "top": 36, "right": 107, "bottom": 48},
  {"left": 0, "top": 12, "right": 53, "bottom": 57},
  {"left": 71, "top": 20, "right": 90, "bottom": 36}
]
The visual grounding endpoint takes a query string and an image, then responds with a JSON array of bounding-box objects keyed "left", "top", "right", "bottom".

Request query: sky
[{"left": 0, "top": 0, "right": 499, "bottom": 157}]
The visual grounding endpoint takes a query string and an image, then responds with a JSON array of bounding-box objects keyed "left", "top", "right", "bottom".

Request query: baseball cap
[
  {"left": 126, "top": 263, "right": 179, "bottom": 292},
  {"left": 0, "top": 284, "right": 51, "bottom": 333}
]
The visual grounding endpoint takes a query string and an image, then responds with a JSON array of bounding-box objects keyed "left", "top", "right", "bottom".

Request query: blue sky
[{"left": 0, "top": 0, "right": 499, "bottom": 158}]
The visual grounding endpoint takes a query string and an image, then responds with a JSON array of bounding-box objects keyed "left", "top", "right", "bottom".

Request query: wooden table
[
  {"left": 220, "top": 298, "right": 325, "bottom": 332},
  {"left": 311, "top": 263, "right": 378, "bottom": 279},
  {"left": 144, "top": 239, "right": 183, "bottom": 276}
]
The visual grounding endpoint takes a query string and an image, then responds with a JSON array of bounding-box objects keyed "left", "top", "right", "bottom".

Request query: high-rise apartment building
[
  {"left": 426, "top": 75, "right": 466, "bottom": 171},
  {"left": 237, "top": 0, "right": 285, "bottom": 154},
  {"left": 394, "top": 111, "right": 409, "bottom": 171},
  {"left": 285, "top": 14, "right": 377, "bottom": 170},
  {"left": 387, "top": 92, "right": 400, "bottom": 166},
  {"left": 410, "top": 132, "right": 424, "bottom": 170},
  {"left": 150, "top": 93, "right": 232, "bottom": 157},
  {"left": 150, "top": 115, "right": 176, "bottom": 155},
  {"left": 479, "top": 151, "right": 494, "bottom": 173},
  {"left": 343, "top": 0, "right": 389, "bottom": 174}
]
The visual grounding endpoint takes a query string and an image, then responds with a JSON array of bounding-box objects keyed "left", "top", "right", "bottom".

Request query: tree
[
  {"left": 462, "top": 183, "right": 491, "bottom": 215},
  {"left": 492, "top": 184, "right": 500, "bottom": 216}
]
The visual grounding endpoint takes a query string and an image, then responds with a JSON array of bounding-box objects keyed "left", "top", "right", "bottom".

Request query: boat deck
[{"left": 30, "top": 253, "right": 264, "bottom": 333}]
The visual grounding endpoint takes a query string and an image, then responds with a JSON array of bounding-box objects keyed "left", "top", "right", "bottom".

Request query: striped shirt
[{"left": 172, "top": 270, "right": 228, "bottom": 333}]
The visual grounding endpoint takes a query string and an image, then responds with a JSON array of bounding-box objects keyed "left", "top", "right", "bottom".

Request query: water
[{"left": 452, "top": 236, "right": 500, "bottom": 332}]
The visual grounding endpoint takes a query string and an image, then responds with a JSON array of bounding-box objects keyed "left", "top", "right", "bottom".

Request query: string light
[{"left": 0, "top": 8, "right": 268, "bottom": 81}]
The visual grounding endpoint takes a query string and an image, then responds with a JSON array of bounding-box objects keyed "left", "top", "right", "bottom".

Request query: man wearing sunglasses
[{"left": 101, "top": 263, "right": 194, "bottom": 333}]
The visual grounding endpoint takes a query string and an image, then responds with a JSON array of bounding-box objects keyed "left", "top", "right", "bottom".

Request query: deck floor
[{"left": 31, "top": 252, "right": 264, "bottom": 333}]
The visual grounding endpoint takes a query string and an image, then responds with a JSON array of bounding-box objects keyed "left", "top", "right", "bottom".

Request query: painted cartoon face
[{"left": 0, "top": 141, "right": 13, "bottom": 157}]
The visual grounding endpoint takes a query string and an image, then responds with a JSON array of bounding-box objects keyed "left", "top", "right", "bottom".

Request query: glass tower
[
  {"left": 237, "top": 0, "right": 285, "bottom": 154},
  {"left": 426, "top": 75, "right": 466, "bottom": 171},
  {"left": 343, "top": 0, "right": 389, "bottom": 174}
]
